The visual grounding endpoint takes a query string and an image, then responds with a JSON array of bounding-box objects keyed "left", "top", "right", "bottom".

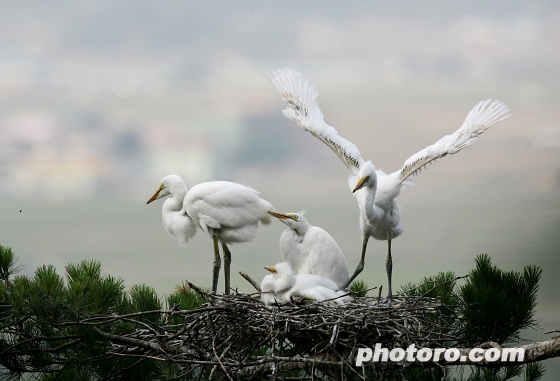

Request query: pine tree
[{"left": 0, "top": 244, "right": 556, "bottom": 380}]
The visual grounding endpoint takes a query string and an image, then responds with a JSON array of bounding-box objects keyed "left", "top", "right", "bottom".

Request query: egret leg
[
  {"left": 212, "top": 235, "right": 221, "bottom": 294},
  {"left": 385, "top": 239, "right": 393, "bottom": 305},
  {"left": 344, "top": 235, "right": 370, "bottom": 289},
  {"left": 221, "top": 243, "right": 232, "bottom": 295}
]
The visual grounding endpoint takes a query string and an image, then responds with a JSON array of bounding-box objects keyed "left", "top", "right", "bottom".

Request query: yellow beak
[
  {"left": 352, "top": 177, "right": 367, "bottom": 193},
  {"left": 264, "top": 266, "right": 277, "bottom": 273},
  {"left": 268, "top": 211, "right": 289, "bottom": 220},
  {"left": 147, "top": 186, "right": 163, "bottom": 204}
]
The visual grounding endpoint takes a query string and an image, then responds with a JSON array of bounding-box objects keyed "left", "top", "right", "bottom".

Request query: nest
[{"left": 102, "top": 285, "right": 458, "bottom": 380}]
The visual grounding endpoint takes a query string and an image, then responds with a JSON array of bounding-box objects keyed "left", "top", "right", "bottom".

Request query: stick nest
[{"left": 105, "top": 287, "right": 459, "bottom": 380}]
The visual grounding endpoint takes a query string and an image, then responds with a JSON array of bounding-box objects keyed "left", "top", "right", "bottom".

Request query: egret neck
[
  {"left": 355, "top": 185, "right": 384, "bottom": 225},
  {"left": 164, "top": 184, "right": 187, "bottom": 213}
]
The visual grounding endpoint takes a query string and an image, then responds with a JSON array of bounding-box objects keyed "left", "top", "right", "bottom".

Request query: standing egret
[
  {"left": 268, "top": 211, "right": 349, "bottom": 288},
  {"left": 147, "top": 175, "right": 275, "bottom": 295},
  {"left": 269, "top": 68, "right": 511, "bottom": 303},
  {"left": 261, "top": 262, "right": 351, "bottom": 305}
]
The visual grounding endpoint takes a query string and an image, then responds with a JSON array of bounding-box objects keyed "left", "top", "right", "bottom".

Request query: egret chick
[
  {"left": 148, "top": 175, "right": 275, "bottom": 295},
  {"left": 259, "top": 273, "right": 283, "bottom": 305},
  {"left": 268, "top": 211, "right": 349, "bottom": 289},
  {"left": 261, "top": 262, "right": 351, "bottom": 305},
  {"left": 270, "top": 68, "right": 511, "bottom": 304}
]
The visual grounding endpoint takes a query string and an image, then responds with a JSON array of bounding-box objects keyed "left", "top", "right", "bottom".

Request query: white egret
[
  {"left": 259, "top": 273, "right": 282, "bottom": 305},
  {"left": 268, "top": 211, "right": 349, "bottom": 288},
  {"left": 269, "top": 68, "right": 511, "bottom": 303},
  {"left": 260, "top": 262, "right": 351, "bottom": 305},
  {"left": 147, "top": 175, "right": 275, "bottom": 295}
]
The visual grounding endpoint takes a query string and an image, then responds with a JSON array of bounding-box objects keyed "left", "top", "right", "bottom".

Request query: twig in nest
[
  {"left": 89, "top": 293, "right": 457, "bottom": 379},
  {"left": 186, "top": 281, "right": 210, "bottom": 298},
  {"left": 212, "top": 330, "right": 234, "bottom": 381},
  {"left": 545, "top": 330, "right": 560, "bottom": 339},
  {"left": 239, "top": 271, "right": 261, "bottom": 292}
]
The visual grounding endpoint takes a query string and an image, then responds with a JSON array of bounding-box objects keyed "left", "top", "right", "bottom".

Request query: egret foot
[
  {"left": 383, "top": 295, "right": 394, "bottom": 306},
  {"left": 344, "top": 236, "right": 370, "bottom": 289},
  {"left": 222, "top": 242, "right": 232, "bottom": 295},
  {"left": 385, "top": 239, "right": 393, "bottom": 307},
  {"left": 211, "top": 235, "right": 221, "bottom": 295}
]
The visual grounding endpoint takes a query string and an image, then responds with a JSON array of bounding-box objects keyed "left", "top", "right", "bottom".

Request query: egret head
[
  {"left": 265, "top": 262, "right": 296, "bottom": 294},
  {"left": 264, "top": 265, "right": 277, "bottom": 275},
  {"left": 268, "top": 211, "right": 306, "bottom": 226},
  {"left": 265, "top": 262, "right": 294, "bottom": 279},
  {"left": 147, "top": 175, "right": 186, "bottom": 204},
  {"left": 268, "top": 211, "right": 310, "bottom": 233},
  {"left": 353, "top": 161, "right": 377, "bottom": 193}
]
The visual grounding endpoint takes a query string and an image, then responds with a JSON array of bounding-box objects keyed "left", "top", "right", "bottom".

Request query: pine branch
[{"left": 0, "top": 247, "right": 554, "bottom": 380}]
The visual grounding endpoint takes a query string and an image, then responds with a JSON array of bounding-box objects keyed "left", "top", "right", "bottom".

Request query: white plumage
[
  {"left": 259, "top": 274, "right": 279, "bottom": 306},
  {"left": 268, "top": 211, "right": 349, "bottom": 289},
  {"left": 260, "top": 262, "right": 351, "bottom": 306},
  {"left": 147, "top": 175, "right": 275, "bottom": 295},
  {"left": 148, "top": 175, "right": 198, "bottom": 246},
  {"left": 269, "top": 68, "right": 511, "bottom": 304}
]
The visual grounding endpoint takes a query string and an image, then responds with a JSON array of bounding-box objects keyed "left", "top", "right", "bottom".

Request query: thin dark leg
[
  {"left": 222, "top": 242, "right": 232, "bottom": 295},
  {"left": 344, "top": 235, "right": 370, "bottom": 289},
  {"left": 386, "top": 239, "right": 393, "bottom": 305},
  {"left": 212, "top": 235, "right": 221, "bottom": 294}
]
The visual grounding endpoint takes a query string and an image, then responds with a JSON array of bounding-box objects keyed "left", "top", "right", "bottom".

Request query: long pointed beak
[
  {"left": 264, "top": 266, "right": 277, "bottom": 273},
  {"left": 147, "top": 188, "right": 161, "bottom": 204},
  {"left": 352, "top": 177, "right": 367, "bottom": 193},
  {"left": 268, "top": 211, "right": 290, "bottom": 220}
]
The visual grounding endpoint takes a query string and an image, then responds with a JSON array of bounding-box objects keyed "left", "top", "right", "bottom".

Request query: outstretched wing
[
  {"left": 269, "top": 68, "right": 365, "bottom": 176},
  {"left": 398, "top": 99, "right": 511, "bottom": 183}
]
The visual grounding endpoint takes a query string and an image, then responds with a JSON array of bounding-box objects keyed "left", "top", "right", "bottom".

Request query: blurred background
[{"left": 0, "top": 1, "right": 558, "bottom": 376}]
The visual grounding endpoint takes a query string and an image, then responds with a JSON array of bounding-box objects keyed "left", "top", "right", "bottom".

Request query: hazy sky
[
  {"left": 1, "top": 1, "right": 558, "bottom": 196},
  {"left": 2, "top": 2, "right": 559, "bottom": 89}
]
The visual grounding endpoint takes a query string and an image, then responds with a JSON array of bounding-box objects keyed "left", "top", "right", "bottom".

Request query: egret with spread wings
[
  {"left": 269, "top": 68, "right": 511, "bottom": 303},
  {"left": 147, "top": 175, "right": 275, "bottom": 295}
]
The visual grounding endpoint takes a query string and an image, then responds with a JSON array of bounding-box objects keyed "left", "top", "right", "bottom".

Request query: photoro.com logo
[{"left": 356, "top": 344, "right": 525, "bottom": 366}]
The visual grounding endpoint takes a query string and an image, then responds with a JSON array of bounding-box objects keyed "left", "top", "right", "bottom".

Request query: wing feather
[
  {"left": 185, "top": 181, "right": 273, "bottom": 229},
  {"left": 269, "top": 68, "right": 364, "bottom": 175},
  {"left": 398, "top": 99, "right": 511, "bottom": 182}
]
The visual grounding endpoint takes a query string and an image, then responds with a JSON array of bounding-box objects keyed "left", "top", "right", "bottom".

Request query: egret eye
[{"left": 292, "top": 215, "right": 298, "bottom": 221}]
